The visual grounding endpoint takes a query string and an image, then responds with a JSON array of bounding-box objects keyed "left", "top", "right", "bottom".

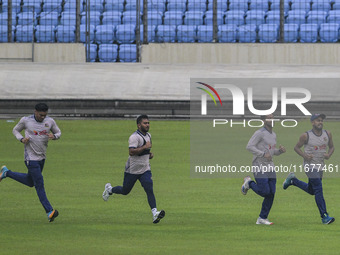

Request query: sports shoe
[
  {"left": 322, "top": 213, "right": 335, "bottom": 225},
  {"left": 241, "top": 176, "right": 252, "bottom": 195},
  {"left": 256, "top": 217, "right": 273, "bottom": 225},
  {"left": 0, "top": 165, "right": 9, "bottom": 182},
  {"left": 283, "top": 172, "right": 296, "bottom": 190},
  {"left": 47, "top": 209, "right": 59, "bottom": 222},
  {"left": 153, "top": 210, "right": 165, "bottom": 224},
  {"left": 102, "top": 183, "right": 112, "bottom": 201}
]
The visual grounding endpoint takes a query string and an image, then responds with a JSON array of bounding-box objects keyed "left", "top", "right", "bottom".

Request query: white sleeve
[
  {"left": 51, "top": 119, "right": 61, "bottom": 139},
  {"left": 128, "top": 134, "right": 139, "bottom": 148},
  {"left": 12, "top": 117, "right": 25, "bottom": 141},
  {"left": 246, "top": 131, "right": 265, "bottom": 157}
]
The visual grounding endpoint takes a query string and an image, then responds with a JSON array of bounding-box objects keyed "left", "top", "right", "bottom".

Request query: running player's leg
[
  {"left": 139, "top": 170, "right": 156, "bottom": 209},
  {"left": 309, "top": 177, "right": 327, "bottom": 217},
  {"left": 111, "top": 172, "right": 138, "bottom": 195},
  {"left": 4, "top": 164, "right": 34, "bottom": 187},
  {"left": 27, "top": 160, "right": 53, "bottom": 213}
]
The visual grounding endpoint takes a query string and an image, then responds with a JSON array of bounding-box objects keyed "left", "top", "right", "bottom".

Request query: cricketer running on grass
[
  {"left": 0, "top": 103, "right": 60, "bottom": 222},
  {"left": 241, "top": 114, "right": 286, "bottom": 225}
]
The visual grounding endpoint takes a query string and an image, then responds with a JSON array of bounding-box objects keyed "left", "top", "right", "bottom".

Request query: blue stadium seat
[
  {"left": 140, "top": 25, "right": 157, "bottom": 42},
  {"left": 249, "top": 0, "right": 269, "bottom": 11},
  {"left": 147, "top": 11, "right": 163, "bottom": 26},
  {"left": 35, "top": 24, "right": 55, "bottom": 42},
  {"left": 225, "top": 12, "right": 245, "bottom": 25},
  {"left": 0, "top": 12, "right": 17, "bottom": 26},
  {"left": 42, "top": 0, "right": 62, "bottom": 13},
  {"left": 22, "top": 0, "right": 42, "bottom": 12},
  {"left": 299, "top": 23, "right": 318, "bottom": 42},
  {"left": 86, "top": 0, "right": 104, "bottom": 13},
  {"left": 197, "top": 25, "right": 214, "bottom": 42},
  {"left": 119, "top": 44, "right": 137, "bottom": 62},
  {"left": 163, "top": 11, "right": 183, "bottom": 25},
  {"left": 177, "top": 24, "right": 197, "bottom": 42},
  {"left": 125, "top": 0, "right": 143, "bottom": 11},
  {"left": 204, "top": 10, "right": 224, "bottom": 25},
  {"left": 0, "top": 25, "right": 14, "bottom": 42},
  {"left": 102, "top": 11, "right": 122, "bottom": 25},
  {"left": 15, "top": 25, "right": 34, "bottom": 42},
  {"left": 286, "top": 14, "right": 306, "bottom": 24},
  {"left": 95, "top": 24, "right": 115, "bottom": 43},
  {"left": 81, "top": 11, "right": 102, "bottom": 26},
  {"left": 237, "top": 24, "right": 257, "bottom": 42},
  {"left": 333, "top": 0, "right": 340, "bottom": 10},
  {"left": 98, "top": 44, "right": 118, "bottom": 62},
  {"left": 60, "top": 12, "right": 76, "bottom": 26},
  {"left": 290, "top": 0, "right": 312, "bottom": 11},
  {"left": 288, "top": 10, "right": 307, "bottom": 16},
  {"left": 155, "top": 25, "right": 177, "bottom": 42},
  {"left": 86, "top": 43, "right": 98, "bottom": 62},
  {"left": 80, "top": 24, "right": 95, "bottom": 43},
  {"left": 207, "top": 0, "right": 228, "bottom": 12},
  {"left": 104, "top": 0, "right": 124, "bottom": 12},
  {"left": 258, "top": 23, "right": 278, "bottom": 42},
  {"left": 311, "top": 0, "right": 331, "bottom": 11},
  {"left": 307, "top": 13, "right": 327, "bottom": 26},
  {"left": 245, "top": 10, "right": 265, "bottom": 26},
  {"left": 122, "top": 11, "right": 142, "bottom": 24},
  {"left": 184, "top": 11, "right": 204, "bottom": 25},
  {"left": 56, "top": 25, "right": 75, "bottom": 42},
  {"left": 265, "top": 13, "right": 280, "bottom": 24},
  {"left": 17, "top": 12, "right": 38, "bottom": 26},
  {"left": 269, "top": 0, "right": 290, "bottom": 11},
  {"left": 64, "top": 1, "right": 84, "bottom": 12},
  {"left": 1, "top": 0, "right": 22, "bottom": 13},
  {"left": 229, "top": 0, "right": 248, "bottom": 12},
  {"left": 167, "top": 0, "right": 187, "bottom": 12},
  {"left": 187, "top": 0, "right": 207, "bottom": 12},
  {"left": 148, "top": 0, "right": 166, "bottom": 12},
  {"left": 116, "top": 24, "right": 135, "bottom": 43},
  {"left": 218, "top": 24, "right": 237, "bottom": 42},
  {"left": 283, "top": 23, "right": 299, "bottom": 42},
  {"left": 319, "top": 23, "right": 339, "bottom": 42},
  {"left": 327, "top": 13, "right": 340, "bottom": 23},
  {"left": 39, "top": 11, "right": 58, "bottom": 26}
]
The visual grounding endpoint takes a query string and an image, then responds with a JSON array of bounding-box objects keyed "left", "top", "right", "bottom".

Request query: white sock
[{"left": 151, "top": 208, "right": 158, "bottom": 216}]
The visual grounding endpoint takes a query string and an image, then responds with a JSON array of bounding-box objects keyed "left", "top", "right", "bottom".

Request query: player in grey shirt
[
  {"left": 0, "top": 103, "right": 61, "bottom": 222},
  {"left": 241, "top": 114, "right": 286, "bottom": 225},
  {"left": 102, "top": 115, "right": 165, "bottom": 224},
  {"left": 283, "top": 113, "right": 335, "bottom": 224}
]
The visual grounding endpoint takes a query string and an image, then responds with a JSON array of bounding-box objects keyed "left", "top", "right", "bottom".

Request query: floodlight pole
[
  {"left": 136, "top": 0, "right": 141, "bottom": 62},
  {"left": 213, "top": 0, "right": 217, "bottom": 42},
  {"left": 7, "top": 0, "right": 12, "bottom": 42},
  {"left": 279, "top": 0, "right": 284, "bottom": 42}
]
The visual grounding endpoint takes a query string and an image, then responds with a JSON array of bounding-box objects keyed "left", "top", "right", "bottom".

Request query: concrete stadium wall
[
  {"left": 0, "top": 43, "right": 86, "bottom": 63},
  {"left": 141, "top": 43, "right": 340, "bottom": 65}
]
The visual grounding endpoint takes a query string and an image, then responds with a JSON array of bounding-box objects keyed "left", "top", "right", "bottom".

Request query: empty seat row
[{"left": 87, "top": 43, "right": 137, "bottom": 62}]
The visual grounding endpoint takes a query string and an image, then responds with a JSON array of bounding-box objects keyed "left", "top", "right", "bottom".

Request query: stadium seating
[
  {"left": 228, "top": 0, "right": 248, "bottom": 12},
  {"left": 265, "top": 13, "right": 280, "bottom": 25},
  {"left": 147, "top": 0, "right": 166, "bottom": 12},
  {"left": 39, "top": 11, "right": 59, "bottom": 26},
  {"left": 80, "top": 24, "right": 95, "bottom": 43},
  {"left": 177, "top": 24, "right": 197, "bottom": 42},
  {"left": 207, "top": 0, "right": 228, "bottom": 12},
  {"left": 147, "top": 11, "right": 163, "bottom": 26},
  {"left": 63, "top": 1, "right": 84, "bottom": 12},
  {"left": 333, "top": 0, "right": 340, "bottom": 10},
  {"left": 140, "top": 25, "right": 157, "bottom": 42},
  {"left": 245, "top": 10, "right": 266, "bottom": 26},
  {"left": 0, "top": 25, "right": 14, "bottom": 42},
  {"left": 116, "top": 24, "right": 136, "bottom": 44},
  {"left": 156, "top": 25, "right": 177, "bottom": 42},
  {"left": 225, "top": 12, "right": 245, "bottom": 26},
  {"left": 17, "top": 11, "right": 37, "bottom": 26},
  {"left": 22, "top": 0, "right": 42, "bottom": 12},
  {"left": 86, "top": 0, "right": 104, "bottom": 13},
  {"left": 204, "top": 10, "right": 224, "bottom": 25},
  {"left": 286, "top": 13, "right": 306, "bottom": 24},
  {"left": 167, "top": 0, "right": 187, "bottom": 12},
  {"left": 237, "top": 24, "right": 257, "bottom": 42},
  {"left": 218, "top": 24, "right": 237, "bottom": 42},
  {"left": 269, "top": 0, "right": 290, "bottom": 11},
  {"left": 184, "top": 11, "right": 204, "bottom": 25},
  {"left": 35, "top": 24, "right": 55, "bottom": 42},
  {"left": 119, "top": 44, "right": 137, "bottom": 62},
  {"left": 163, "top": 11, "right": 183, "bottom": 26},
  {"left": 98, "top": 43, "right": 118, "bottom": 62},
  {"left": 306, "top": 12, "right": 327, "bottom": 26},
  {"left": 125, "top": 0, "right": 143, "bottom": 11},
  {"left": 80, "top": 11, "right": 101, "bottom": 26},
  {"left": 102, "top": 11, "right": 122, "bottom": 25},
  {"left": 197, "top": 25, "right": 214, "bottom": 42},
  {"left": 0, "top": 12, "right": 17, "bottom": 26},
  {"left": 283, "top": 23, "right": 299, "bottom": 42},
  {"left": 87, "top": 43, "right": 98, "bottom": 62},
  {"left": 319, "top": 23, "right": 339, "bottom": 42},
  {"left": 311, "top": 0, "right": 331, "bottom": 11},
  {"left": 56, "top": 25, "right": 75, "bottom": 42},
  {"left": 299, "top": 23, "right": 319, "bottom": 42},
  {"left": 187, "top": 0, "right": 207, "bottom": 12},
  {"left": 104, "top": 0, "right": 124, "bottom": 12},
  {"left": 248, "top": 0, "right": 269, "bottom": 11},
  {"left": 122, "top": 11, "right": 142, "bottom": 24},
  {"left": 290, "top": 0, "right": 312, "bottom": 11},
  {"left": 1, "top": 0, "right": 22, "bottom": 13},
  {"left": 327, "top": 14, "right": 340, "bottom": 23},
  {"left": 60, "top": 12, "right": 77, "bottom": 26},
  {"left": 258, "top": 23, "right": 279, "bottom": 42},
  {"left": 42, "top": 0, "right": 62, "bottom": 13},
  {"left": 15, "top": 25, "right": 34, "bottom": 42},
  {"left": 95, "top": 24, "right": 115, "bottom": 43}
]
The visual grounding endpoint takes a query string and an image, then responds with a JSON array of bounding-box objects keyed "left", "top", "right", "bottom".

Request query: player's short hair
[
  {"left": 35, "top": 103, "right": 49, "bottom": 112},
  {"left": 137, "top": 114, "right": 149, "bottom": 125}
]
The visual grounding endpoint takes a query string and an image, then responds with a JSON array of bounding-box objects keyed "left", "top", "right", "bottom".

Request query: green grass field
[{"left": 0, "top": 119, "right": 339, "bottom": 255}]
